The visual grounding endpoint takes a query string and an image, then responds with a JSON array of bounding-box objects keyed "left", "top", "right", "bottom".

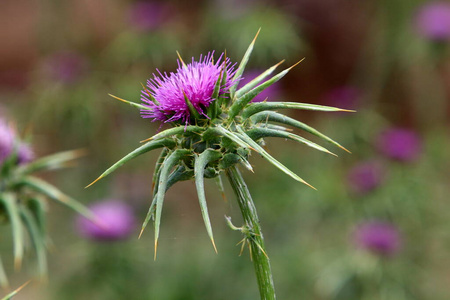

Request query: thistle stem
[{"left": 226, "top": 165, "right": 276, "bottom": 300}]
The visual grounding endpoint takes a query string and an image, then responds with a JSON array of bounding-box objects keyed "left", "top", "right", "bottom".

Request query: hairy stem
[{"left": 226, "top": 165, "right": 276, "bottom": 300}]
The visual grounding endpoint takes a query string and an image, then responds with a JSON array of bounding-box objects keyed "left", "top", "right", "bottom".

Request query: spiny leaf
[
  {"left": 1, "top": 281, "right": 30, "bottom": 300},
  {"left": 152, "top": 148, "right": 171, "bottom": 193},
  {"left": 245, "top": 127, "right": 337, "bottom": 156},
  {"left": 15, "top": 149, "right": 86, "bottom": 175},
  {"left": 140, "top": 126, "right": 204, "bottom": 143},
  {"left": 0, "top": 256, "right": 8, "bottom": 289},
  {"left": 235, "top": 127, "right": 316, "bottom": 190},
  {"left": 251, "top": 111, "right": 351, "bottom": 153},
  {"left": 20, "top": 208, "right": 47, "bottom": 277},
  {"left": 108, "top": 94, "right": 149, "bottom": 110},
  {"left": 153, "top": 149, "right": 191, "bottom": 259},
  {"left": 140, "top": 83, "right": 159, "bottom": 106},
  {"left": 86, "top": 138, "right": 176, "bottom": 187},
  {"left": 229, "top": 59, "right": 304, "bottom": 119},
  {"left": 241, "top": 101, "right": 356, "bottom": 119},
  {"left": 28, "top": 197, "right": 47, "bottom": 241},
  {"left": 229, "top": 28, "right": 261, "bottom": 98},
  {"left": 140, "top": 164, "right": 193, "bottom": 239},
  {"left": 235, "top": 60, "right": 284, "bottom": 99},
  {"left": 0, "top": 193, "right": 24, "bottom": 270},
  {"left": 214, "top": 175, "right": 227, "bottom": 202},
  {"left": 194, "top": 150, "right": 223, "bottom": 253},
  {"left": 211, "top": 126, "right": 254, "bottom": 150},
  {"left": 19, "top": 176, "right": 96, "bottom": 221}
]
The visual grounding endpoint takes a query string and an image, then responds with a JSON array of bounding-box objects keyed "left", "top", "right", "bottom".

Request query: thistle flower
[
  {"left": 140, "top": 52, "right": 237, "bottom": 124},
  {"left": 347, "top": 160, "right": 385, "bottom": 195},
  {"left": 353, "top": 221, "right": 402, "bottom": 257},
  {"left": 90, "top": 31, "right": 352, "bottom": 257},
  {"left": 414, "top": 2, "right": 450, "bottom": 41},
  {"left": 0, "top": 119, "right": 94, "bottom": 285},
  {"left": 377, "top": 128, "right": 422, "bottom": 162},
  {"left": 89, "top": 31, "right": 353, "bottom": 299},
  {"left": 17, "top": 143, "right": 34, "bottom": 165},
  {"left": 0, "top": 119, "right": 15, "bottom": 164},
  {"left": 76, "top": 200, "right": 136, "bottom": 241}
]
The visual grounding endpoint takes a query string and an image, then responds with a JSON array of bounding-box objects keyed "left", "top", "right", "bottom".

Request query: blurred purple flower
[
  {"left": 377, "top": 128, "right": 422, "bottom": 162},
  {"left": 76, "top": 200, "right": 136, "bottom": 241},
  {"left": 128, "top": 1, "right": 172, "bottom": 32},
  {"left": 238, "top": 70, "right": 280, "bottom": 102},
  {"left": 322, "top": 86, "right": 360, "bottom": 110},
  {"left": 415, "top": 2, "right": 450, "bottom": 41},
  {"left": 353, "top": 221, "right": 402, "bottom": 256},
  {"left": 141, "top": 52, "right": 237, "bottom": 124},
  {"left": 0, "top": 119, "right": 15, "bottom": 164},
  {"left": 45, "top": 51, "right": 88, "bottom": 84},
  {"left": 17, "top": 143, "right": 34, "bottom": 165},
  {"left": 347, "top": 160, "right": 385, "bottom": 195}
]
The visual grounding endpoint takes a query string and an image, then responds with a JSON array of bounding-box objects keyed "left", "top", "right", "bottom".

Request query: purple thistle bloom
[
  {"left": 128, "top": 1, "right": 172, "bottom": 32},
  {"left": 353, "top": 221, "right": 402, "bottom": 257},
  {"left": 415, "top": 2, "right": 450, "bottom": 41},
  {"left": 76, "top": 200, "right": 136, "bottom": 242},
  {"left": 238, "top": 70, "right": 280, "bottom": 102},
  {"left": 17, "top": 143, "right": 34, "bottom": 165},
  {"left": 0, "top": 119, "right": 15, "bottom": 164},
  {"left": 347, "top": 160, "right": 385, "bottom": 195},
  {"left": 377, "top": 128, "right": 422, "bottom": 162},
  {"left": 141, "top": 52, "right": 237, "bottom": 124}
]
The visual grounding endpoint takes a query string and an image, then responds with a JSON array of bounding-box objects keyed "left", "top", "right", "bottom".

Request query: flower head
[
  {"left": 377, "top": 128, "right": 422, "bottom": 162},
  {"left": 17, "top": 143, "right": 34, "bottom": 165},
  {"left": 353, "top": 221, "right": 402, "bottom": 256},
  {"left": 347, "top": 160, "right": 385, "bottom": 195},
  {"left": 415, "top": 2, "right": 450, "bottom": 41},
  {"left": 141, "top": 52, "right": 236, "bottom": 124},
  {"left": 76, "top": 200, "right": 136, "bottom": 241},
  {"left": 0, "top": 119, "right": 15, "bottom": 164}
]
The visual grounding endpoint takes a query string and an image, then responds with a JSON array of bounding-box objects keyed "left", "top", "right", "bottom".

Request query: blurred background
[{"left": 1, "top": 0, "right": 450, "bottom": 299}]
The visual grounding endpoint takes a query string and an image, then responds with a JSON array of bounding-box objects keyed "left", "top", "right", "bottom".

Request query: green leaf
[
  {"left": 229, "top": 60, "right": 302, "bottom": 119},
  {"left": 214, "top": 175, "right": 227, "bottom": 202},
  {"left": 152, "top": 148, "right": 171, "bottom": 194},
  {"left": 183, "top": 91, "right": 201, "bottom": 120},
  {"left": 19, "top": 176, "right": 96, "bottom": 221},
  {"left": 251, "top": 111, "right": 350, "bottom": 152},
  {"left": 0, "top": 256, "right": 9, "bottom": 289},
  {"left": 28, "top": 197, "right": 47, "bottom": 237},
  {"left": 86, "top": 138, "right": 176, "bottom": 187},
  {"left": 241, "top": 102, "right": 355, "bottom": 119},
  {"left": 108, "top": 94, "right": 149, "bottom": 110},
  {"left": 194, "top": 150, "right": 223, "bottom": 253},
  {"left": 0, "top": 193, "right": 24, "bottom": 269},
  {"left": 210, "top": 126, "right": 253, "bottom": 150},
  {"left": 1, "top": 281, "right": 30, "bottom": 300},
  {"left": 20, "top": 208, "right": 47, "bottom": 277},
  {"left": 229, "top": 29, "right": 260, "bottom": 98},
  {"left": 153, "top": 149, "right": 192, "bottom": 259},
  {"left": 235, "top": 60, "right": 284, "bottom": 99},
  {"left": 245, "top": 127, "right": 337, "bottom": 156},
  {"left": 235, "top": 127, "right": 316, "bottom": 189},
  {"left": 16, "top": 149, "right": 86, "bottom": 175},
  {"left": 140, "top": 126, "right": 204, "bottom": 143}
]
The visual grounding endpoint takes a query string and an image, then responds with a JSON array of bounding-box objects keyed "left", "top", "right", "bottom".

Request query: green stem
[{"left": 226, "top": 165, "right": 276, "bottom": 300}]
